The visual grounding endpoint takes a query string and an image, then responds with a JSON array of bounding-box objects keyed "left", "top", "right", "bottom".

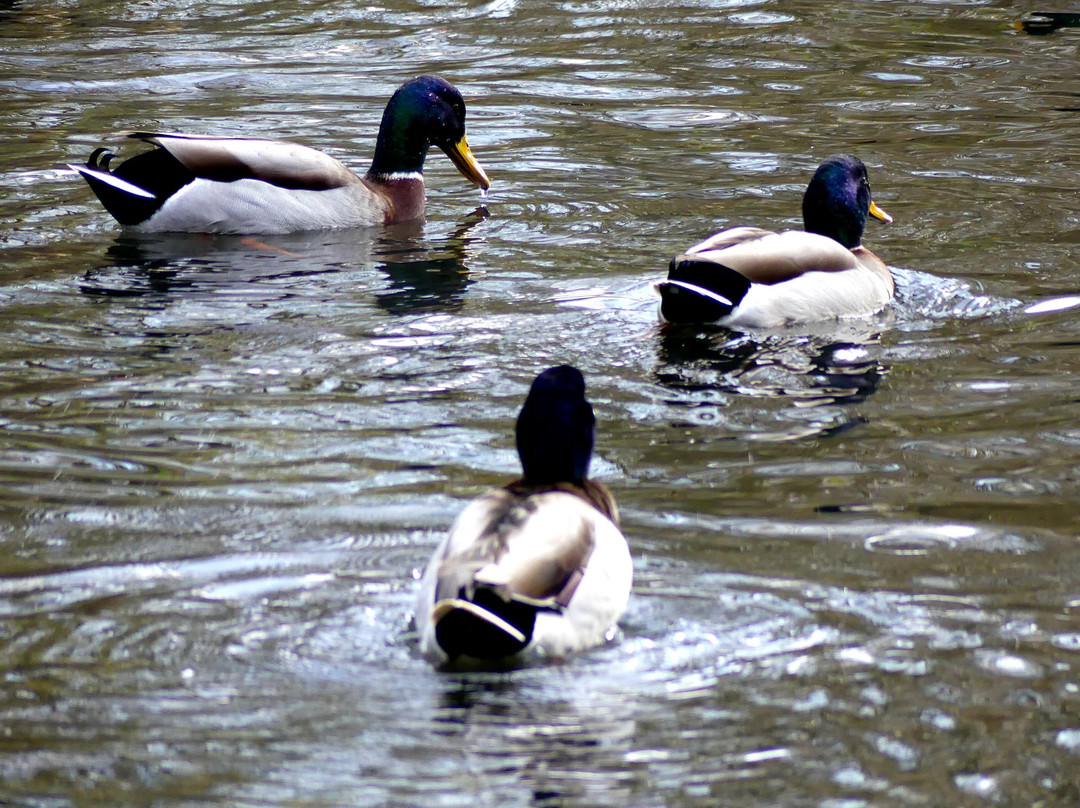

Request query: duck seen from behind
[
  {"left": 657, "top": 154, "right": 894, "bottom": 328},
  {"left": 69, "top": 76, "right": 490, "bottom": 235},
  {"left": 415, "top": 365, "right": 632, "bottom": 667}
]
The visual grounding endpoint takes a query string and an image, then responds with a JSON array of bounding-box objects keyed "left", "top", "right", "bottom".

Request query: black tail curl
[
  {"left": 658, "top": 257, "right": 751, "bottom": 324},
  {"left": 87, "top": 148, "right": 115, "bottom": 170},
  {"left": 74, "top": 141, "right": 195, "bottom": 226},
  {"left": 434, "top": 588, "right": 538, "bottom": 661}
]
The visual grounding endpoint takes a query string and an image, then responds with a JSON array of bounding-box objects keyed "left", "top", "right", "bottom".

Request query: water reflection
[
  {"left": 654, "top": 322, "right": 888, "bottom": 407},
  {"left": 374, "top": 207, "right": 488, "bottom": 315},
  {"left": 77, "top": 209, "right": 489, "bottom": 315},
  {"left": 79, "top": 230, "right": 374, "bottom": 298},
  {"left": 0, "top": 0, "right": 21, "bottom": 22},
  {"left": 433, "top": 675, "right": 641, "bottom": 805},
  {"left": 1016, "top": 12, "right": 1080, "bottom": 35}
]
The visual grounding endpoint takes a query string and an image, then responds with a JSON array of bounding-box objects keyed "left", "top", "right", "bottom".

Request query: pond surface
[{"left": 3, "top": 0, "right": 1080, "bottom": 804}]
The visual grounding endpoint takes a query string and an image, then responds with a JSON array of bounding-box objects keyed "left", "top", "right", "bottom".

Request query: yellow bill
[
  {"left": 869, "top": 200, "right": 893, "bottom": 224},
  {"left": 443, "top": 134, "right": 491, "bottom": 191}
]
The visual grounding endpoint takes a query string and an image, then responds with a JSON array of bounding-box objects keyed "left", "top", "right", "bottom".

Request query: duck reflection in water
[
  {"left": 434, "top": 678, "right": 639, "bottom": 806},
  {"left": 373, "top": 206, "right": 488, "bottom": 315},
  {"left": 78, "top": 207, "right": 488, "bottom": 315},
  {"left": 655, "top": 321, "right": 889, "bottom": 409},
  {"left": 80, "top": 228, "right": 378, "bottom": 298}
]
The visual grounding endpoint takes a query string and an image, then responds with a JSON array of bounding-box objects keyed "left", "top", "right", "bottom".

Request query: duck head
[
  {"left": 802, "top": 154, "right": 891, "bottom": 249},
  {"left": 515, "top": 365, "right": 595, "bottom": 486},
  {"left": 368, "top": 75, "right": 490, "bottom": 190}
]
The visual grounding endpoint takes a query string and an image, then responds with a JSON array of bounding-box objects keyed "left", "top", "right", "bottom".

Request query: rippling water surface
[{"left": 3, "top": 0, "right": 1080, "bottom": 805}]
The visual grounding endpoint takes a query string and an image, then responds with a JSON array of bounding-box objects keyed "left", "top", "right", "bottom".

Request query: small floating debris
[{"left": 1015, "top": 11, "right": 1080, "bottom": 34}]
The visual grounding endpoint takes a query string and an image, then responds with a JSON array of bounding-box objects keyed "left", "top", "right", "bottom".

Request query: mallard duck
[
  {"left": 657, "top": 154, "right": 894, "bottom": 328},
  {"left": 415, "top": 365, "right": 632, "bottom": 667},
  {"left": 69, "top": 75, "right": 490, "bottom": 235}
]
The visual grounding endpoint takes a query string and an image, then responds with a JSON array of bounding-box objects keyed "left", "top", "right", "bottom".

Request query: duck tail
[
  {"left": 69, "top": 142, "right": 194, "bottom": 226},
  {"left": 431, "top": 588, "right": 540, "bottom": 661},
  {"left": 657, "top": 257, "right": 752, "bottom": 324}
]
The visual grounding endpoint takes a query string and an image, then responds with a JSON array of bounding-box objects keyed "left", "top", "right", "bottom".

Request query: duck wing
[
  {"left": 129, "top": 133, "right": 359, "bottom": 191},
  {"left": 684, "top": 227, "right": 861, "bottom": 285},
  {"left": 433, "top": 489, "right": 596, "bottom": 612}
]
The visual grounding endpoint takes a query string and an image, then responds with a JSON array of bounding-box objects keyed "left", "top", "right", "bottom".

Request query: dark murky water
[{"left": 3, "top": 0, "right": 1080, "bottom": 804}]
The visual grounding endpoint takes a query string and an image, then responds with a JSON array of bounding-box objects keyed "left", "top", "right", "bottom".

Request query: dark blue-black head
[
  {"left": 801, "top": 155, "right": 892, "bottom": 250},
  {"left": 515, "top": 365, "right": 595, "bottom": 486},
  {"left": 369, "top": 75, "right": 490, "bottom": 190}
]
